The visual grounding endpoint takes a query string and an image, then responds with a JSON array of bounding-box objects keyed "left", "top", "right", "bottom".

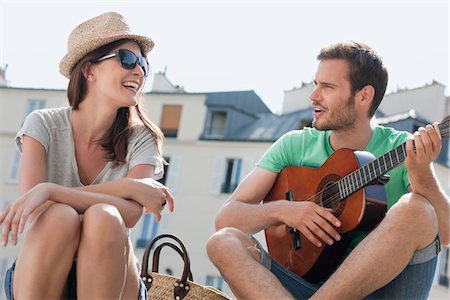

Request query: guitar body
[{"left": 263, "top": 148, "right": 387, "bottom": 283}]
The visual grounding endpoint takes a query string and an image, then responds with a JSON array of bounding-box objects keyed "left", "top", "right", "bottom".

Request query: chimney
[
  {"left": 150, "top": 69, "right": 184, "bottom": 93},
  {"left": 0, "top": 64, "right": 7, "bottom": 86}
]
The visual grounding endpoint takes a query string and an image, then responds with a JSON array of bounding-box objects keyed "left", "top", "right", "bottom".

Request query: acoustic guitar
[{"left": 264, "top": 116, "right": 449, "bottom": 283}]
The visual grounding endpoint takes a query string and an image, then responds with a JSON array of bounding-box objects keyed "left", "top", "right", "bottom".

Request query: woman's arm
[
  {"left": 1, "top": 136, "right": 173, "bottom": 246},
  {"left": 18, "top": 135, "right": 53, "bottom": 222},
  {"left": 18, "top": 136, "right": 144, "bottom": 226},
  {"left": 74, "top": 164, "right": 174, "bottom": 223}
]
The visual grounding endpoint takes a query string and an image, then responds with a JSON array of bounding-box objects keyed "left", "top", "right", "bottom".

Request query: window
[
  {"left": 160, "top": 105, "right": 182, "bottom": 138},
  {"left": 25, "top": 99, "right": 46, "bottom": 115},
  {"left": 205, "top": 275, "right": 224, "bottom": 291},
  {"left": 208, "top": 111, "right": 227, "bottom": 137},
  {"left": 221, "top": 158, "right": 242, "bottom": 193},
  {"left": 211, "top": 156, "right": 255, "bottom": 195},
  {"left": 7, "top": 99, "right": 46, "bottom": 183},
  {"left": 136, "top": 214, "right": 159, "bottom": 249}
]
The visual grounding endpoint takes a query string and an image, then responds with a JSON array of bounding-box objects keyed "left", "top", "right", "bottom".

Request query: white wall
[
  {"left": 379, "top": 82, "right": 447, "bottom": 122},
  {"left": 282, "top": 82, "right": 314, "bottom": 114}
]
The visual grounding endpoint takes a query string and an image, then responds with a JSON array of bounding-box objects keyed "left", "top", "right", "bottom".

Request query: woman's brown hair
[{"left": 67, "top": 39, "right": 165, "bottom": 166}]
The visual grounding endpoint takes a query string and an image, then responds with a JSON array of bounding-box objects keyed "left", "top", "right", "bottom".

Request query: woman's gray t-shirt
[{"left": 15, "top": 106, "right": 164, "bottom": 187}]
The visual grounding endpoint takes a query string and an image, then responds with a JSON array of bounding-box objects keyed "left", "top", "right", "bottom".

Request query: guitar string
[
  {"left": 311, "top": 121, "right": 449, "bottom": 207},
  {"left": 286, "top": 121, "right": 449, "bottom": 208},
  {"left": 308, "top": 146, "right": 408, "bottom": 208}
]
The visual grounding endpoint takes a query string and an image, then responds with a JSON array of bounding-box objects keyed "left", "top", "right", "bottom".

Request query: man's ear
[
  {"left": 357, "top": 85, "right": 375, "bottom": 107},
  {"left": 82, "top": 62, "right": 95, "bottom": 81}
]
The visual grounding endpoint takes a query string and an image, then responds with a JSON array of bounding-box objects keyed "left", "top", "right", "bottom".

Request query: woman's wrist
[
  {"left": 37, "top": 182, "right": 57, "bottom": 200},
  {"left": 120, "top": 177, "right": 137, "bottom": 200}
]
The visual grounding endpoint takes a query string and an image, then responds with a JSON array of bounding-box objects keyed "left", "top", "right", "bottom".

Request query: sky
[{"left": 0, "top": 0, "right": 448, "bottom": 113}]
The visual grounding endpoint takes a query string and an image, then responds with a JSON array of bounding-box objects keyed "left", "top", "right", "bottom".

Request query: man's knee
[
  {"left": 207, "top": 227, "right": 242, "bottom": 258},
  {"left": 388, "top": 193, "right": 438, "bottom": 244},
  {"left": 391, "top": 193, "right": 437, "bottom": 222},
  {"left": 207, "top": 227, "right": 259, "bottom": 264}
]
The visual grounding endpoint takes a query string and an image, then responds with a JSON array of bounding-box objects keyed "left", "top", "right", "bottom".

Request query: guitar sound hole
[{"left": 316, "top": 174, "right": 345, "bottom": 216}]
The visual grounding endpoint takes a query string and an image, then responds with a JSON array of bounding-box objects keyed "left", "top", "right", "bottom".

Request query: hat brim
[{"left": 59, "top": 33, "right": 154, "bottom": 78}]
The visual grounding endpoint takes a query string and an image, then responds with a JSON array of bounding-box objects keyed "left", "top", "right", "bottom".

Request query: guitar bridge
[{"left": 286, "top": 190, "right": 301, "bottom": 251}]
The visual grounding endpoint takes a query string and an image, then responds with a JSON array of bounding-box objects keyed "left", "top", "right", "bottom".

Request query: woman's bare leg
[
  {"left": 77, "top": 203, "right": 138, "bottom": 299},
  {"left": 13, "top": 203, "right": 81, "bottom": 299},
  {"left": 121, "top": 238, "right": 142, "bottom": 300}
]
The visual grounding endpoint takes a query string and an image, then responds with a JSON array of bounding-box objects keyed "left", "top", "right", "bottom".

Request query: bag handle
[
  {"left": 140, "top": 234, "right": 193, "bottom": 299},
  {"left": 152, "top": 242, "right": 193, "bottom": 281}
]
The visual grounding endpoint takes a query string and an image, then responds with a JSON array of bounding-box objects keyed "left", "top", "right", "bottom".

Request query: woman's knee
[
  {"left": 81, "top": 204, "right": 128, "bottom": 245},
  {"left": 27, "top": 203, "right": 80, "bottom": 243}
]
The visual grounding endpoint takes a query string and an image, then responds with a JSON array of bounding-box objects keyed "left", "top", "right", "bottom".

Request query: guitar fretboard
[
  {"left": 337, "top": 143, "right": 407, "bottom": 200},
  {"left": 312, "top": 115, "right": 449, "bottom": 206}
]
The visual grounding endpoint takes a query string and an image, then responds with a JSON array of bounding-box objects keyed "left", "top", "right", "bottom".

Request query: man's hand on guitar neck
[{"left": 405, "top": 124, "right": 442, "bottom": 197}]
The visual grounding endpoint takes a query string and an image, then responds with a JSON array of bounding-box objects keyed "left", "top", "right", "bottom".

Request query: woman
[{"left": 0, "top": 12, "right": 173, "bottom": 299}]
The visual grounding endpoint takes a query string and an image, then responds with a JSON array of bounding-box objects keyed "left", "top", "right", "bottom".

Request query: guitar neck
[
  {"left": 338, "top": 143, "right": 406, "bottom": 199},
  {"left": 337, "top": 116, "right": 449, "bottom": 200}
]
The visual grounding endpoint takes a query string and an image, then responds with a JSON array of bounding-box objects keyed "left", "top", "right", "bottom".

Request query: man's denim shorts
[
  {"left": 252, "top": 235, "right": 440, "bottom": 299},
  {"left": 4, "top": 260, "right": 148, "bottom": 300}
]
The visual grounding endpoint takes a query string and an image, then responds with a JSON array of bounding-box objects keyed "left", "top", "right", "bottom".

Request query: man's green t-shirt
[{"left": 256, "top": 125, "right": 411, "bottom": 252}]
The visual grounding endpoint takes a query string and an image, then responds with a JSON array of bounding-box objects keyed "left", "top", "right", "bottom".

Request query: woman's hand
[
  {"left": 129, "top": 178, "right": 174, "bottom": 221},
  {"left": 0, "top": 182, "right": 53, "bottom": 246}
]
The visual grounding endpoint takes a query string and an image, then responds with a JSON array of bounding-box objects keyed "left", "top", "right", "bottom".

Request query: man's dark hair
[{"left": 317, "top": 41, "right": 388, "bottom": 117}]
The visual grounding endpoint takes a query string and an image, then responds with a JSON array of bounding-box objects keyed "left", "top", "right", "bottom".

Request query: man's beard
[{"left": 312, "top": 95, "right": 357, "bottom": 131}]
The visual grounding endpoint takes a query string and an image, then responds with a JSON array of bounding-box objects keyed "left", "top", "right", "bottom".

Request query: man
[{"left": 207, "top": 41, "right": 449, "bottom": 299}]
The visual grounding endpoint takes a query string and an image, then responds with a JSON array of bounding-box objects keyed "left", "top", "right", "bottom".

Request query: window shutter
[
  {"left": 160, "top": 105, "right": 182, "bottom": 137},
  {"left": 7, "top": 150, "right": 21, "bottom": 183},
  {"left": 7, "top": 100, "right": 46, "bottom": 183},
  {"left": 241, "top": 156, "right": 256, "bottom": 181},
  {"left": 165, "top": 155, "right": 181, "bottom": 194},
  {"left": 210, "top": 156, "right": 226, "bottom": 194}
]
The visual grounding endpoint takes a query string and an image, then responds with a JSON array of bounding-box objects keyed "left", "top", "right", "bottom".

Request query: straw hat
[{"left": 59, "top": 12, "right": 154, "bottom": 78}]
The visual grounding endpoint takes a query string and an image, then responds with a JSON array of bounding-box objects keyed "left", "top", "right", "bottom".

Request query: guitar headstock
[{"left": 435, "top": 115, "right": 450, "bottom": 139}]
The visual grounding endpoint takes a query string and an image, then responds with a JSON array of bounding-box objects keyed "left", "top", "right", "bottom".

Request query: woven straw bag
[{"left": 140, "top": 234, "right": 231, "bottom": 300}]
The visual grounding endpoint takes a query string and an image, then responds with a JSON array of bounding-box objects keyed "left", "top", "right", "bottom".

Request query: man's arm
[
  {"left": 215, "top": 167, "right": 342, "bottom": 247},
  {"left": 405, "top": 124, "right": 450, "bottom": 245}
]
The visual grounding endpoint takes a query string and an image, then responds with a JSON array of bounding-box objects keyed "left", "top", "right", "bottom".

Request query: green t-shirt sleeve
[
  {"left": 256, "top": 131, "right": 296, "bottom": 173},
  {"left": 402, "top": 164, "right": 410, "bottom": 190},
  {"left": 396, "top": 133, "right": 412, "bottom": 191}
]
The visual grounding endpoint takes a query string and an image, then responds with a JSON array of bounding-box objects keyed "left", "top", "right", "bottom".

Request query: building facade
[{"left": 0, "top": 71, "right": 449, "bottom": 298}]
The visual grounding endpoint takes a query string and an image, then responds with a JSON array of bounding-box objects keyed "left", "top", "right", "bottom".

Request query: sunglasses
[{"left": 96, "top": 49, "right": 149, "bottom": 77}]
